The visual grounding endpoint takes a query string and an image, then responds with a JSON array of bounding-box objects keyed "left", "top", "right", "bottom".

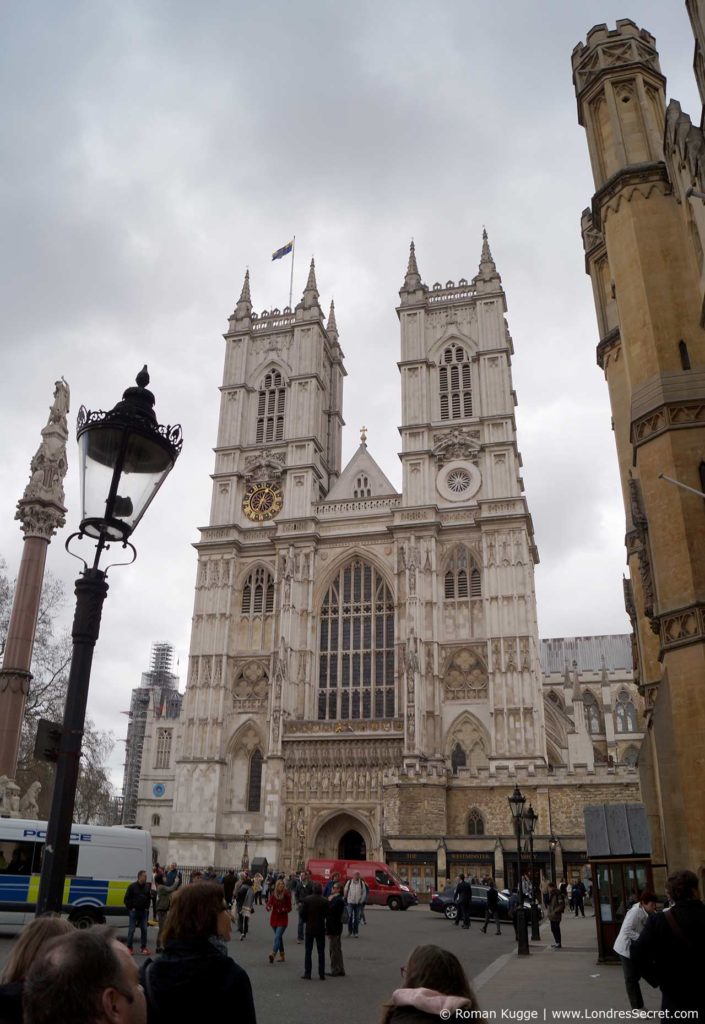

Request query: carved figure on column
[
  {"left": 19, "top": 781, "right": 41, "bottom": 818},
  {"left": 16, "top": 380, "right": 70, "bottom": 539}
]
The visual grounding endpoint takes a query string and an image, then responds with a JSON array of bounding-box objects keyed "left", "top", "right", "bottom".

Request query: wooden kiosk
[{"left": 584, "top": 803, "right": 653, "bottom": 963}]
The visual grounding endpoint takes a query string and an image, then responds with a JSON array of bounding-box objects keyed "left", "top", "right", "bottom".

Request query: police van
[{"left": 0, "top": 817, "right": 152, "bottom": 929}]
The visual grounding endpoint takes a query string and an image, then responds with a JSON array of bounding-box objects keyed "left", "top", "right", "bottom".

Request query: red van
[{"left": 306, "top": 859, "right": 418, "bottom": 910}]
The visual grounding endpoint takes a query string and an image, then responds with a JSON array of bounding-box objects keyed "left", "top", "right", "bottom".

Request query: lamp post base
[
  {"left": 530, "top": 901, "right": 541, "bottom": 941},
  {"left": 515, "top": 906, "right": 530, "bottom": 955}
]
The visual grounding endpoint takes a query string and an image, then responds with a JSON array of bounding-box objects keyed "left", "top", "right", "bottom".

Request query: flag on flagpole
[{"left": 272, "top": 240, "right": 294, "bottom": 261}]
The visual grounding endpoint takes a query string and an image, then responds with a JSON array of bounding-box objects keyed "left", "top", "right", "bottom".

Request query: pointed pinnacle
[
  {"left": 407, "top": 240, "right": 419, "bottom": 277},
  {"left": 402, "top": 239, "right": 422, "bottom": 291},
  {"left": 327, "top": 298, "right": 338, "bottom": 335},
  {"left": 304, "top": 257, "right": 318, "bottom": 295},
  {"left": 238, "top": 268, "right": 251, "bottom": 304},
  {"left": 480, "top": 228, "right": 495, "bottom": 268}
]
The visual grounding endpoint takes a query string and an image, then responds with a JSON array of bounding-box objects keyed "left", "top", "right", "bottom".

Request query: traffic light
[{"left": 33, "top": 719, "right": 62, "bottom": 763}]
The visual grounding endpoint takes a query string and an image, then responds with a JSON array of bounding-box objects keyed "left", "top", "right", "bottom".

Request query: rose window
[{"left": 447, "top": 469, "right": 471, "bottom": 493}]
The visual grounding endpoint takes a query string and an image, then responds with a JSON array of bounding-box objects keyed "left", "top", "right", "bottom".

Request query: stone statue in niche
[{"left": 285, "top": 808, "right": 293, "bottom": 834}]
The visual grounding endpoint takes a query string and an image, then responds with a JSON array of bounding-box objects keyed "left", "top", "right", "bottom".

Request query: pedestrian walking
[
  {"left": 481, "top": 879, "right": 501, "bottom": 935},
  {"left": 236, "top": 876, "right": 255, "bottom": 940},
  {"left": 140, "top": 881, "right": 256, "bottom": 1024},
  {"left": 294, "top": 870, "right": 313, "bottom": 942},
  {"left": 326, "top": 882, "right": 346, "bottom": 977},
  {"left": 222, "top": 868, "right": 237, "bottom": 908},
  {"left": 266, "top": 878, "right": 292, "bottom": 963},
  {"left": 455, "top": 874, "right": 472, "bottom": 929},
  {"left": 124, "top": 869, "right": 152, "bottom": 955},
  {"left": 253, "top": 872, "right": 263, "bottom": 905},
  {"left": 451, "top": 874, "right": 463, "bottom": 927},
  {"left": 300, "top": 882, "right": 329, "bottom": 981},
  {"left": 573, "top": 879, "right": 586, "bottom": 917},
  {"left": 323, "top": 871, "right": 341, "bottom": 897},
  {"left": 547, "top": 881, "right": 565, "bottom": 949},
  {"left": 613, "top": 889, "right": 658, "bottom": 1009},
  {"left": 508, "top": 889, "right": 519, "bottom": 938},
  {"left": 631, "top": 870, "right": 705, "bottom": 1017},
  {"left": 344, "top": 872, "right": 368, "bottom": 936},
  {"left": 155, "top": 870, "right": 180, "bottom": 954},
  {"left": 379, "top": 945, "right": 480, "bottom": 1024}
]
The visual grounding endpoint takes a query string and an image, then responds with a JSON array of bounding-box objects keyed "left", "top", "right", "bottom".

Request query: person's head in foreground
[
  {"left": 0, "top": 914, "right": 73, "bottom": 983},
  {"left": 23, "top": 926, "right": 146, "bottom": 1024},
  {"left": 161, "top": 882, "right": 231, "bottom": 945},
  {"left": 380, "top": 944, "right": 480, "bottom": 1024},
  {"left": 666, "top": 869, "right": 700, "bottom": 903}
]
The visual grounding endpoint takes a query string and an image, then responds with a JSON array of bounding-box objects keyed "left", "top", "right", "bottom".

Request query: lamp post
[
  {"left": 508, "top": 784, "right": 529, "bottom": 955},
  {"left": 242, "top": 829, "right": 250, "bottom": 871},
  {"left": 523, "top": 803, "right": 541, "bottom": 941},
  {"left": 549, "top": 835, "right": 558, "bottom": 883},
  {"left": 35, "top": 368, "right": 182, "bottom": 916}
]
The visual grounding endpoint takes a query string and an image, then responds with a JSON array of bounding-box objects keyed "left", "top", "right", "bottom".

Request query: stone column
[{"left": 0, "top": 381, "right": 69, "bottom": 778}]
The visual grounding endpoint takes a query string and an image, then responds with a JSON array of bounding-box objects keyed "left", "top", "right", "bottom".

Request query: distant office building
[{"left": 121, "top": 643, "right": 181, "bottom": 826}]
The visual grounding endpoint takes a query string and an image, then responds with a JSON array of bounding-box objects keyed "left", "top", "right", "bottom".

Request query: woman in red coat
[{"left": 266, "top": 878, "right": 292, "bottom": 963}]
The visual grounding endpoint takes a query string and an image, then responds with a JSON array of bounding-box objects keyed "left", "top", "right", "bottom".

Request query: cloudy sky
[{"left": 0, "top": 1, "right": 698, "bottom": 786}]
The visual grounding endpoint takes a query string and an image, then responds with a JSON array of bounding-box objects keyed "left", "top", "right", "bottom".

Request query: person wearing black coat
[
  {"left": 300, "top": 883, "right": 329, "bottom": 980},
  {"left": 141, "top": 881, "right": 256, "bottom": 1024},
  {"left": 482, "top": 880, "right": 501, "bottom": 935},
  {"left": 326, "top": 883, "right": 346, "bottom": 977},
  {"left": 124, "top": 869, "right": 153, "bottom": 954},
  {"left": 630, "top": 870, "right": 705, "bottom": 1016},
  {"left": 455, "top": 874, "right": 472, "bottom": 929}
]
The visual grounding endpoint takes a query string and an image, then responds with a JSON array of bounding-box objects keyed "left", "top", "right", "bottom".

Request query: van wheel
[
  {"left": 69, "top": 909, "right": 103, "bottom": 930},
  {"left": 387, "top": 896, "right": 402, "bottom": 911}
]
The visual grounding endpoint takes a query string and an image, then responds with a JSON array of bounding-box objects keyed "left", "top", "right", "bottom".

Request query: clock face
[{"left": 243, "top": 482, "right": 283, "bottom": 521}]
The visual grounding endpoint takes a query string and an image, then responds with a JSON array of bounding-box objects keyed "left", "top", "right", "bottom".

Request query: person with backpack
[{"left": 343, "top": 872, "right": 368, "bottom": 937}]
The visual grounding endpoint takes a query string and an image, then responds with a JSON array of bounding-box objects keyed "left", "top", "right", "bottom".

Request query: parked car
[{"left": 429, "top": 884, "right": 542, "bottom": 921}]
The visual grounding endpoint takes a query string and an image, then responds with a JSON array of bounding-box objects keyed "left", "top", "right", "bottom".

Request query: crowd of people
[{"left": 0, "top": 866, "right": 703, "bottom": 1022}]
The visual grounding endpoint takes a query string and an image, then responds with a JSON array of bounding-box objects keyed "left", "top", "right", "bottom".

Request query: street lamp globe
[
  {"left": 508, "top": 784, "right": 526, "bottom": 822},
  {"left": 524, "top": 804, "right": 538, "bottom": 835},
  {"left": 76, "top": 366, "right": 183, "bottom": 545}
]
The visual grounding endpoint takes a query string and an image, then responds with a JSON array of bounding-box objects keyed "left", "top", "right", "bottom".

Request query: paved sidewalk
[{"left": 472, "top": 911, "right": 661, "bottom": 1016}]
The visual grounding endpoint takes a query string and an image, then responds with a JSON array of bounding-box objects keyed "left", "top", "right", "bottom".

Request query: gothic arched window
[
  {"left": 451, "top": 743, "right": 466, "bottom": 775},
  {"left": 615, "top": 689, "right": 638, "bottom": 733},
  {"left": 443, "top": 548, "right": 481, "bottom": 600},
  {"left": 247, "top": 749, "right": 263, "bottom": 812},
  {"left": 242, "top": 567, "right": 275, "bottom": 616},
  {"left": 154, "top": 728, "right": 172, "bottom": 770},
  {"left": 256, "top": 370, "right": 285, "bottom": 444},
  {"left": 318, "top": 559, "right": 395, "bottom": 721},
  {"left": 583, "top": 691, "right": 602, "bottom": 734},
  {"left": 622, "top": 745, "right": 639, "bottom": 767},
  {"left": 468, "top": 808, "right": 485, "bottom": 836},
  {"left": 439, "top": 344, "right": 472, "bottom": 421}
]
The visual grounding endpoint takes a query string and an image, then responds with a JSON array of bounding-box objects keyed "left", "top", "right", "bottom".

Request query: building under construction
[{"left": 121, "top": 643, "right": 181, "bottom": 825}]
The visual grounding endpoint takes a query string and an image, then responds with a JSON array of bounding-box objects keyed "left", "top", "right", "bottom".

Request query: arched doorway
[
  {"left": 338, "top": 829, "right": 367, "bottom": 860},
  {"left": 312, "top": 812, "right": 373, "bottom": 860}
]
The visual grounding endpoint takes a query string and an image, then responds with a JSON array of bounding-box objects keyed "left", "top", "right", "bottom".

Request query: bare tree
[{"left": 1, "top": 557, "right": 117, "bottom": 823}]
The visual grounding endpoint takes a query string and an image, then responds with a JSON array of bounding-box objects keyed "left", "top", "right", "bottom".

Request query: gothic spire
[
  {"left": 474, "top": 228, "right": 501, "bottom": 287},
  {"left": 327, "top": 298, "right": 338, "bottom": 338},
  {"left": 401, "top": 239, "right": 422, "bottom": 292},
  {"left": 234, "top": 268, "right": 252, "bottom": 319},
  {"left": 298, "top": 257, "right": 321, "bottom": 312}
]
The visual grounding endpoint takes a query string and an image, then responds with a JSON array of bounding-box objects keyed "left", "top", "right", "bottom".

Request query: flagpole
[{"left": 289, "top": 236, "right": 296, "bottom": 310}]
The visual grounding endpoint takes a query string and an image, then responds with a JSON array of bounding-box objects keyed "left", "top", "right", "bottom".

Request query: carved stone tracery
[{"left": 442, "top": 646, "right": 489, "bottom": 700}]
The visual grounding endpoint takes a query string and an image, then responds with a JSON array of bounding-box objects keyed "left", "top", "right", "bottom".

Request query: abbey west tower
[{"left": 169, "top": 237, "right": 549, "bottom": 883}]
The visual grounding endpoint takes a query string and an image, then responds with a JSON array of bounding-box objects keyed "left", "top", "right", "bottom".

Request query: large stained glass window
[{"left": 318, "top": 559, "right": 395, "bottom": 720}]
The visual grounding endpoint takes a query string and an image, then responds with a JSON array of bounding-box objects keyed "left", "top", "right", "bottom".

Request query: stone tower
[
  {"left": 168, "top": 238, "right": 548, "bottom": 881},
  {"left": 573, "top": 19, "right": 705, "bottom": 875}
]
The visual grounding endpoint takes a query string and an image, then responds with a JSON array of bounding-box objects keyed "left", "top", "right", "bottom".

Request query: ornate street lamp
[
  {"left": 242, "top": 829, "right": 250, "bottom": 871},
  {"left": 523, "top": 804, "right": 541, "bottom": 941},
  {"left": 508, "top": 785, "right": 529, "bottom": 955},
  {"left": 35, "top": 368, "right": 182, "bottom": 916}
]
